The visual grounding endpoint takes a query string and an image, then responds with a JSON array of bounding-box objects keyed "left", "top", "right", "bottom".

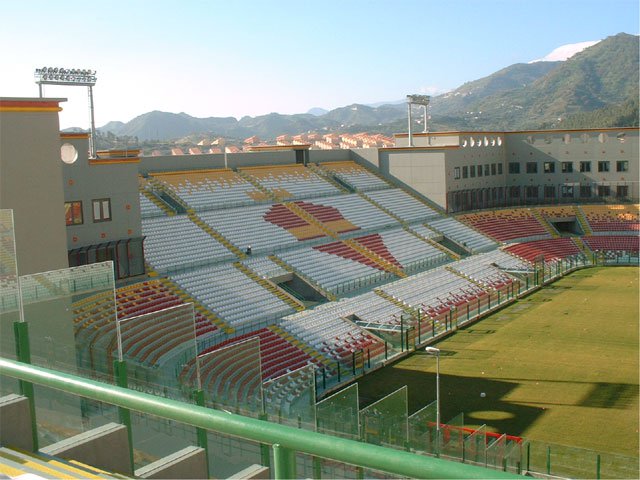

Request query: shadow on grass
[
  {"left": 357, "top": 367, "right": 544, "bottom": 437},
  {"left": 579, "top": 382, "right": 639, "bottom": 409}
]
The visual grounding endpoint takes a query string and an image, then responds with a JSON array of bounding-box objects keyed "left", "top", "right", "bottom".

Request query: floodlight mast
[
  {"left": 35, "top": 67, "right": 98, "bottom": 158},
  {"left": 406, "top": 94, "right": 431, "bottom": 147}
]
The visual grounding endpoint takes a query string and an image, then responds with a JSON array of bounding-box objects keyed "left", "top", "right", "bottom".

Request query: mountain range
[{"left": 97, "top": 33, "right": 638, "bottom": 142}]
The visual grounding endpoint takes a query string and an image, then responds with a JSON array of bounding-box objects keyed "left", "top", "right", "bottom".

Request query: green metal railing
[{"left": 0, "top": 357, "right": 521, "bottom": 479}]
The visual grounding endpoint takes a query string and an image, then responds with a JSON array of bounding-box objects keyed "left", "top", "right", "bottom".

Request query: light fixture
[{"left": 35, "top": 66, "right": 98, "bottom": 158}]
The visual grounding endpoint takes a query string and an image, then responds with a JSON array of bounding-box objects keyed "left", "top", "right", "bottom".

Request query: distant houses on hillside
[{"left": 149, "top": 131, "right": 394, "bottom": 156}]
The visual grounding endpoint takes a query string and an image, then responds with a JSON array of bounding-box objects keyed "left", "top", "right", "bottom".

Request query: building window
[
  {"left": 617, "top": 185, "right": 629, "bottom": 199},
  {"left": 491, "top": 163, "right": 497, "bottom": 175},
  {"left": 617, "top": 132, "right": 626, "bottom": 143},
  {"left": 497, "top": 163, "right": 503, "bottom": 175},
  {"left": 561, "top": 185, "right": 574, "bottom": 198},
  {"left": 563, "top": 134, "right": 571, "bottom": 144},
  {"left": 597, "top": 185, "right": 611, "bottom": 197},
  {"left": 462, "top": 166, "right": 468, "bottom": 179},
  {"left": 544, "top": 162, "right": 555, "bottom": 173},
  {"left": 597, "top": 161, "right": 610, "bottom": 172},
  {"left": 579, "top": 185, "right": 592, "bottom": 198},
  {"left": 510, "top": 186, "right": 520, "bottom": 198},
  {"left": 477, "top": 165, "right": 483, "bottom": 177},
  {"left": 92, "top": 198, "right": 112, "bottom": 222},
  {"left": 65, "top": 201, "right": 83, "bottom": 226},
  {"left": 579, "top": 161, "right": 591, "bottom": 173},
  {"left": 508, "top": 162, "right": 520, "bottom": 174},
  {"left": 525, "top": 186, "right": 538, "bottom": 198},
  {"left": 526, "top": 162, "right": 538, "bottom": 174},
  {"left": 454, "top": 167, "right": 461, "bottom": 179},
  {"left": 470, "top": 165, "right": 476, "bottom": 178},
  {"left": 616, "top": 161, "right": 628, "bottom": 172},
  {"left": 544, "top": 185, "right": 555, "bottom": 198},
  {"left": 483, "top": 164, "right": 489, "bottom": 176},
  {"left": 561, "top": 162, "right": 573, "bottom": 173}
]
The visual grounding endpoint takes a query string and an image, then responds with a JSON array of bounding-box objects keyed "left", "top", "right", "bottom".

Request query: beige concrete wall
[
  {"left": 379, "top": 149, "right": 447, "bottom": 207},
  {"left": 0, "top": 98, "right": 69, "bottom": 274},
  {"left": 395, "top": 132, "right": 462, "bottom": 148},
  {"left": 504, "top": 128, "right": 639, "bottom": 197},
  {"left": 62, "top": 137, "right": 141, "bottom": 249},
  {"left": 444, "top": 142, "right": 507, "bottom": 193},
  {"left": 41, "top": 422, "right": 133, "bottom": 475}
]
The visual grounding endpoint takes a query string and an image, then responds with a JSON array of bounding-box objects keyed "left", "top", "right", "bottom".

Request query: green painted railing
[{"left": 0, "top": 357, "right": 521, "bottom": 479}]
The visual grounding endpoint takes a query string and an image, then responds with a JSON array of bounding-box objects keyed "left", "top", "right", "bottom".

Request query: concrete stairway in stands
[
  {"left": 233, "top": 262, "right": 305, "bottom": 312},
  {"left": 188, "top": 211, "right": 247, "bottom": 259},
  {"left": 0, "top": 447, "right": 128, "bottom": 479},
  {"left": 530, "top": 209, "right": 559, "bottom": 238},
  {"left": 140, "top": 188, "right": 176, "bottom": 216},
  {"left": 575, "top": 206, "right": 594, "bottom": 235}
]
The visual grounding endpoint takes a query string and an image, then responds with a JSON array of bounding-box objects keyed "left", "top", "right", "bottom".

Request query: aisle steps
[
  {"left": 233, "top": 262, "right": 305, "bottom": 312},
  {"left": 188, "top": 211, "right": 246, "bottom": 259}
]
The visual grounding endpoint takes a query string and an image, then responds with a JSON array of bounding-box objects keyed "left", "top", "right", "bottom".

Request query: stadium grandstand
[{"left": 0, "top": 97, "right": 638, "bottom": 479}]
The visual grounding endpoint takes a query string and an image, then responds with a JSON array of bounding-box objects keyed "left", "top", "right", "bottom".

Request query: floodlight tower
[
  {"left": 35, "top": 67, "right": 98, "bottom": 158},
  {"left": 406, "top": 94, "right": 431, "bottom": 147}
]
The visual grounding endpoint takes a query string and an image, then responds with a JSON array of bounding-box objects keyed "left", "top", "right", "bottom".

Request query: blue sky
[{"left": 1, "top": 0, "right": 637, "bottom": 128}]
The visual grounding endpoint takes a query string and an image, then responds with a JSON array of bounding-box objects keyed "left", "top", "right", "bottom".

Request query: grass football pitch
[{"left": 357, "top": 266, "right": 639, "bottom": 458}]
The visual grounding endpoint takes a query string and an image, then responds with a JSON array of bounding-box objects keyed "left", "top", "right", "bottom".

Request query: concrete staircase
[
  {"left": 530, "top": 209, "right": 559, "bottom": 238},
  {"left": 268, "top": 324, "right": 335, "bottom": 368},
  {"left": 445, "top": 266, "right": 492, "bottom": 291},
  {"left": 140, "top": 188, "right": 175, "bottom": 216},
  {"left": 267, "top": 255, "right": 337, "bottom": 302},
  {"left": 233, "top": 262, "right": 305, "bottom": 312},
  {"left": 148, "top": 177, "right": 189, "bottom": 212},
  {"left": 236, "top": 169, "right": 279, "bottom": 202},
  {"left": 285, "top": 201, "right": 406, "bottom": 278},
  {"left": 419, "top": 234, "right": 461, "bottom": 260},
  {"left": 374, "top": 288, "right": 416, "bottom": 316},
  {"left": 0, "top": 446, "right": 128, "bottom": 479},
  {"left": 574, "top": 206, "right": 594, "bottom": 235},
  {"left": 283, "top": 201, "right": 338, "bottom": 239},
  {"left": 572, "top": 236, "right": 593, "bottom": 255},
  {"left": 158, "top": 276, "right": 231, "bottom": 333},
  {"left": 187, "top": 211, "right": 247, "bottom": 259},
  {"left": 306, "top": 163, "right": 352, "bottom": 193},
  {"left": 344, "top": 238, "right": 406, "bottom": 278},
  {"left": 359, "top": 192, "right": 407, "bottom": 225}
]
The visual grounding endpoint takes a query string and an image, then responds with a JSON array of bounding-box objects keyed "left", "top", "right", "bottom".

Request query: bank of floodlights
[
  {"left": 406, "top": 94, "right": 431, "bottom": 146},
  {"left": 35, "top": 66, "right": 98, "bottom": 158},
  {"left": 35, "top": 67, "right": 97, "bottom": 86}
]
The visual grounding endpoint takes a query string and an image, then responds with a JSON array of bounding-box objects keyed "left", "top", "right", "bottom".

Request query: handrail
[{"left": 0, "top": 357, "right": 520, "bottom": 479}]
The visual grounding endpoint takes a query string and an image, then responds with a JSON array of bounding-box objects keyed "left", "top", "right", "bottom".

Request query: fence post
[
  {"left": 259, "top": 412, "right": 271, "bottom": 468},
  {"left": 312, "top": 455, "right": 322, "bottom": 479},
  {"left": 273, "top": 443, "right": 296, "bottom": 479},
  {"left": 596, "top": 453, "right": 601, "bottom": 479},
  {"left": 113, "top": 360, "right": 134, "bottom": 470},
  {"left": 546, "top": 445, "right": 551, "bottom": 475},
  {"left": 352, "top": 351, "right": 356, "bottom": 376},
  {"left": 13, "top": 321, "right": 38, "bottom": 451}
]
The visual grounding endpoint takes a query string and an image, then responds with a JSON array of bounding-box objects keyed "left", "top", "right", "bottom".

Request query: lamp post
[
  {"left": 34, "top": 67, "right": 98, "bottom": 158},
  {"left": 406, "top": 94, "right": 431, "bottom": 147},
  {"left": 425, "top": 346, "right": 440, "bottom": 453}
]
